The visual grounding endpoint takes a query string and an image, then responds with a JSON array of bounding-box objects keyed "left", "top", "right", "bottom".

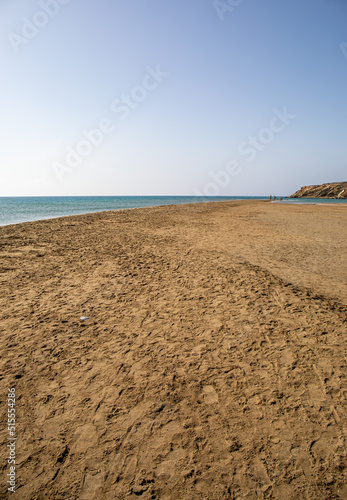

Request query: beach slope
[{"left": 0, "top": 200, "right": 346, "bottom": 499}]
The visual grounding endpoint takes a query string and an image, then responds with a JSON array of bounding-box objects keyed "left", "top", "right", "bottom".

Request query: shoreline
[
  {"left": 0, "top": 197, "right": 269, "bottom": 228},
  {"left": 1, "top": 200, "right": 346, "bottom": 498},
  {"left": 2, "top": 196, "right": 347, "bottom": 228}
]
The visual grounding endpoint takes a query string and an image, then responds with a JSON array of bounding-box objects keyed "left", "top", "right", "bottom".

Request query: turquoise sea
[
  {"left": 275, "top": 198, "right": 347, "bottom": 205},
  {"left": 0, "top": 196, "right": 346, "bottom": 227}
]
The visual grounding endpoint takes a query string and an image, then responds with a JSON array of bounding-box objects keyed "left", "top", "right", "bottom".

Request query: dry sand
[{"left": 0, "top": 200, "right": 346, "bottom": 499}]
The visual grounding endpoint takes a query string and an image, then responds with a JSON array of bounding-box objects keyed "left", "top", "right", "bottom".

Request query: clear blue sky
[{"left": 1, "top": 0, "right": 346, "bottom": 196}]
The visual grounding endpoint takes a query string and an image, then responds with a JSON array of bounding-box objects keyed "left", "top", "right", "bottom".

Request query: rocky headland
[{"left": 290, "top": 181, "right": 347, "bottom": 199}]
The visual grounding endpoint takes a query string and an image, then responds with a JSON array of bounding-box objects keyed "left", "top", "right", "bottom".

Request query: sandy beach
[{"left": 0, "top": 199, "right": 346, "bottom": 499}]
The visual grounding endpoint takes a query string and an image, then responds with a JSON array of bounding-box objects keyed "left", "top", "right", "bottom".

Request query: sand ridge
[{"left": 0, "top": 200, "right": 346, "bottom": 499}]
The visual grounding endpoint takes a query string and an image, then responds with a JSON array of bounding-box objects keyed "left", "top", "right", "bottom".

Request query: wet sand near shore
[{"left": 0, "top": 200, "right": 346, "bottom": 499}]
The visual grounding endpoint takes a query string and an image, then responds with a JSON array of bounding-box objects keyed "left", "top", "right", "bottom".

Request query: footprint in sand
[{"left": 202, "top": 385, "right": 219, "bottom": 404}]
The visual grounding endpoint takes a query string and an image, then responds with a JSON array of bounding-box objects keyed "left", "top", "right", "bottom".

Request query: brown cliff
[{"left": 290, "top": 181, "right": 347, "bottom": 199}]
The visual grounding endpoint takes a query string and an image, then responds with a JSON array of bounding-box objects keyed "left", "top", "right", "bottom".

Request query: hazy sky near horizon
[{"left": 0, "top": 0, "right": 346, "bottom": 196}]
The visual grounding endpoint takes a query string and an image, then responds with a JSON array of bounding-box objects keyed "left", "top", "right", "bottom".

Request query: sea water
[{"left": 276, "top": 198, "right": 347, "bottom": 205}]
